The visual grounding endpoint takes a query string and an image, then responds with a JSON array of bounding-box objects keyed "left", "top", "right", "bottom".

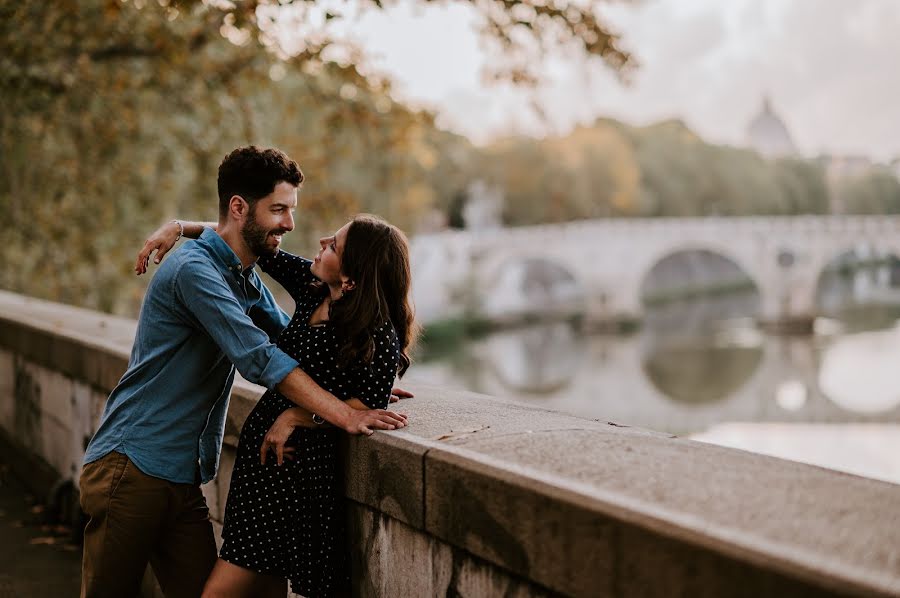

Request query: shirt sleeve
[
  {"left": 174, "top": 258, "right": 298, "bottom": 389},
  {"left": 257, "top": 250, "right": 316, "bottom": 303},
  {"left": 350, "top": 322, "right": 401, "bottom": 410},
  {"left": 248, "top": 277, "right": 291, "bottom": 342}
]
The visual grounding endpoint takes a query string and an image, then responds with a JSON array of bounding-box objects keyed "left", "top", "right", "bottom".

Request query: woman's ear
[{"left": 341, "top": 278, "right": 356, "bottom": 292}]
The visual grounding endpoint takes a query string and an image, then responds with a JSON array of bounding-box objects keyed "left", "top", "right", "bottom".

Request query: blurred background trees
[{"left": 2, "top": 0, "right": 898, "bottom": 315}]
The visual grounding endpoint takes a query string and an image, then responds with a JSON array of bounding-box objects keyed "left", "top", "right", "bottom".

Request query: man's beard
[{"left": 242, "top": 206, "right": 282, "bottom": 257}]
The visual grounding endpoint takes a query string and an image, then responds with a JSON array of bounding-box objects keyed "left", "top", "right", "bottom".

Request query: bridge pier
[
  {"left": 758, "top": 269, "right": 819, "bottom": 334},
  {"left": 583, "top": 290, "right": 643, "bottom": 333},
  {"left": 757, "top": 314, "right": 816, "bottom": 334}
]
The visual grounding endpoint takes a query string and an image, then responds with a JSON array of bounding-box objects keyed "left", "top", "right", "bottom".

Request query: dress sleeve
[
  {"left": 350, "top": 322, "right": 401, "bottom": 410},
  {"left": 256, "top": 250, "right": 317, "bottom": 303}
]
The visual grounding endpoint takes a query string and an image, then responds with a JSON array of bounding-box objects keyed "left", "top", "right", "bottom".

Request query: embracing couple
[{"left": 79, "top": 146, "right": 416, "bottom": 597}]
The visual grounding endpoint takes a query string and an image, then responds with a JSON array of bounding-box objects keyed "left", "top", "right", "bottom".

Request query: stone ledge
[
  {"left": 422, "top": 441, "right": 895, "bottom": 597},
  {"left": 2, "top": 291, "right": 899, "bottom": 597}
]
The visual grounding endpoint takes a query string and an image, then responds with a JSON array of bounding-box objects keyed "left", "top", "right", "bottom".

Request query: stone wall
[{"left": 1, "top": 290, "right": 899, "bottom": 597}]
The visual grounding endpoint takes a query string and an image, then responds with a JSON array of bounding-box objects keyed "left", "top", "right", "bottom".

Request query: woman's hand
[
  {"left": 389, "top": 387, "right": 414, "bottom": 403},
  {"left": 135, "top": 221, "right": 184, "bottom": 275},
  {"left": 260, "top": 408, "right": 304, "bottom": 466}
]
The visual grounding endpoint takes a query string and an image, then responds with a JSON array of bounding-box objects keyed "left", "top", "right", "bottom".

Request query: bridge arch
[
  {"left": 630, "top": 242, "right": 763, "bottom": 316},
  {"left": 639, "top": 247, "right": 760, "bottom": 302},
  {"left": 811, "top": 241, "right": 900, "bottom": 316},
  {"left": 477, "top": 254, "right": 586, "bottom": 321}
]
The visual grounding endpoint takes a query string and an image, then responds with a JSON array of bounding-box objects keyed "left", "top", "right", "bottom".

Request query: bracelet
[
  {"left": 171, "top": 219, "right": 184, "bottom": 242},
  {"left": 311, "top": 413, "right": 326, "bottom": 425}
]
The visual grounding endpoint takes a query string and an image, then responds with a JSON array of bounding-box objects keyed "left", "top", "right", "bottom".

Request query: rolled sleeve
[{"left": 174, "top": 259, "right": 298, "bottom": 388}]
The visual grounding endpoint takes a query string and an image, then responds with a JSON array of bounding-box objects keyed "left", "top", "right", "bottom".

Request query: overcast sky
[{"left": 315, "top": 0, "right": 900, "bottom": 161}]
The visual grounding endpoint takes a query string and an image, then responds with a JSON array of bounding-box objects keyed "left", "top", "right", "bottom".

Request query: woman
[{"left": 165, "top": 214, "right": 416, "bottom": 597}]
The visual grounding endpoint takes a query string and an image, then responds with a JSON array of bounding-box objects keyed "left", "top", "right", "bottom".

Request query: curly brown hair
[
  {"left": 217, "top": 146, "right": 303, "bottom": 217},
  {"left": 328, "top": 214, "right": 418, "bottom": 377}
]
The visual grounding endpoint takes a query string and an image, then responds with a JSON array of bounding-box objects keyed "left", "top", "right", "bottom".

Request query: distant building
[
  {"left": 462, "top": 179, "right": 504, "bottom": 230},
  {"left": 746, "top": 96, "right": 797, "bottom": 159}
]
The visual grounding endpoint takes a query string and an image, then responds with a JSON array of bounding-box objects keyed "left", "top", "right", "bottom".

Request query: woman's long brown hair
[{"left": 328, "top": 214, "right": 418, "bottom": 377}]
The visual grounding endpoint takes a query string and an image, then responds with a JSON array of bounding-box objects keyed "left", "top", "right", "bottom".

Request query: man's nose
[{"left": 282, "top": 212, "right": 295, "bottom": 232}]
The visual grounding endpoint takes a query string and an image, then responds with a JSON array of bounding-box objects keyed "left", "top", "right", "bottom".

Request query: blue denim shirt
[{"left": 83, "top": 228, "right": 298, "bottom": 484}]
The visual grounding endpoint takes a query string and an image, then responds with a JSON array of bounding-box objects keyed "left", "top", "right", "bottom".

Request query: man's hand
[
  {"left": 135, "top": 221, "right": 183, "bottom": 275},
  {"left": 389, "top": 387, "right": 414, "bottom": 403},
  {"left": 344, "top": 408, "right": 408, "bottom": 436},
  {"left": 260, "top": 409, "right": 301, "bottom": 466}
]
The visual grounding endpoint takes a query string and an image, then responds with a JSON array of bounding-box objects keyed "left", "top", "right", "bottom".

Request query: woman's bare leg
[{"left": 201, "top": 558, "right": 287, "bottom": 598}]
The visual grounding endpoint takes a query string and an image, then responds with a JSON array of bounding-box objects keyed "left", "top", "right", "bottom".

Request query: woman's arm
[
  {"left": 255, "top": 251, "right": 317, "bottom": 302},
  {"left": 257, "top": 398, "right": 391, "bottom": 466},
  {"left": 135, "top": 219, "right": 216, "bottom": 275},
  {"left": 258, "top": 396, "right": 410, "bottom": 465}
]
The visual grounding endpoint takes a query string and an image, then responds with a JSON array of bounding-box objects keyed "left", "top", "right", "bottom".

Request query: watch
[{"left": 311, "top": 413, "right": 326, "bottom": 425}]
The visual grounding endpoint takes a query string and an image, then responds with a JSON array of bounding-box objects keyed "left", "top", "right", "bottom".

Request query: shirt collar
[{"left": 197, "top": 228, "right": 256, "bottom": 276}]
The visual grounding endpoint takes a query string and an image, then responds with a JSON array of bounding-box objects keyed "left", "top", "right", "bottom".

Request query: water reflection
[
  {"left": 819, "top": 325, "right": 900, "bottom": 414},
  {"left": 641, "top": 343, "right": 762, "bottom": 405},
  {"left": 775, "top": 380, "right": 807, "bottom": 411},
  {"left": 481, "top": 322, "right": 584, "bottom": 395},
  {"left": 410, "top": 262, "right": 900, "bottom": 483}
]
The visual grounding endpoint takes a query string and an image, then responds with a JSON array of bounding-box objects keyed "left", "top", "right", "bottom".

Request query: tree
[
  {"left": 836, "top": 167, "right": 900, "bottom": 214},
  {"left": 2, "top": 0, "right": 631, "bottom": 314}
]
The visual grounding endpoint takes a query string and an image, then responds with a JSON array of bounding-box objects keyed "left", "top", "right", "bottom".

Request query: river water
[{"left": 408, "top": 266, "right": 900, "bottom": 485}]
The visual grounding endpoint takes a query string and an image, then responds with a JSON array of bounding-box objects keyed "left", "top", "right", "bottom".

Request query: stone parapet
[{"left": 1, "top": 290, "right": 898, "bottom": 597}]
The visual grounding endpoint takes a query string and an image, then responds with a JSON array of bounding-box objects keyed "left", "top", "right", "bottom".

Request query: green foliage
[
  {"left": 469, "top": 118, "right": 841, "bottom": 225},
  {"left": 1, "top": 0, "right": 629, "bottom": 315},
  {"left": 833, "top": 167, "right": 900, "bottom": 214},
  {"left": 0, "top": 0, "right": 462, "bottom": 314}
]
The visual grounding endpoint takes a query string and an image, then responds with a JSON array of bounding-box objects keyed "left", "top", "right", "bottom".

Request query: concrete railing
[{"left": 1, "top": 289, "right": 899, "bottom": 597}]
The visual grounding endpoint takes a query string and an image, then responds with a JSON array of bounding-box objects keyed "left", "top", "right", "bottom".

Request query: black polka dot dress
[{"left": 219, "top": 250, "right": 400, "bottom": 597}]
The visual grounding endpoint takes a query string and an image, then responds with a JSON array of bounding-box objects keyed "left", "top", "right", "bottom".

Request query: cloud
[{"left": 343, "top": 0, "right": 900, "bottom": 160}]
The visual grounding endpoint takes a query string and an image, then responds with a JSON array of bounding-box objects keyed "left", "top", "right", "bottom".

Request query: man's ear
[{"left": 228, "top": 195, "right": 248, "bottom": 221}]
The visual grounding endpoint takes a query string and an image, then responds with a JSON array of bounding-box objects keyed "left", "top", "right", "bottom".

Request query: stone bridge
[{"left": 411, "top": 216, "right": 900, "bottom": 329}]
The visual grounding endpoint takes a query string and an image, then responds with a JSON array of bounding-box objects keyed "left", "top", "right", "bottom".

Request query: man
[{"left": 80, "top": 146, "right": 408, "bottom": 598}]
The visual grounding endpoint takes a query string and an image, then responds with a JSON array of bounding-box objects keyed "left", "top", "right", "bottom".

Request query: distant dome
[{"left": 746, "top": 96, "right": 796, "bottom": 159}]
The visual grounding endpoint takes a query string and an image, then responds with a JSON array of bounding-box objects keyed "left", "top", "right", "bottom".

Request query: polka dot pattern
[{"left": 219, "top": 251, "right": 401, "bottom": 596}]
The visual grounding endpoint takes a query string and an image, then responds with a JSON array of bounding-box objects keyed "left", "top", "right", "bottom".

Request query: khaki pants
[{"left": 79, "top": 451, "right": 217, "bottom": 598}]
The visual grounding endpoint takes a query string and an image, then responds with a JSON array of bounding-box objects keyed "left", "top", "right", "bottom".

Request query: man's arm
[
  {"left": 135, "top": 220, "right": 215, "bottom": 275},
  {"left": 260, "top": 398, "right": 405, "bottom": 465},
  {"left": 259, "top": 374, "right": 411, "bottom": 465},
  {"left": 174, "top": 260, "right": 407, "bottom": 435},
  {"left": 275, "top": 369, "right": 407, "bottom": 435},
  {"left": 136, "top": 221, "right": 413, "bottom": 410}
]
